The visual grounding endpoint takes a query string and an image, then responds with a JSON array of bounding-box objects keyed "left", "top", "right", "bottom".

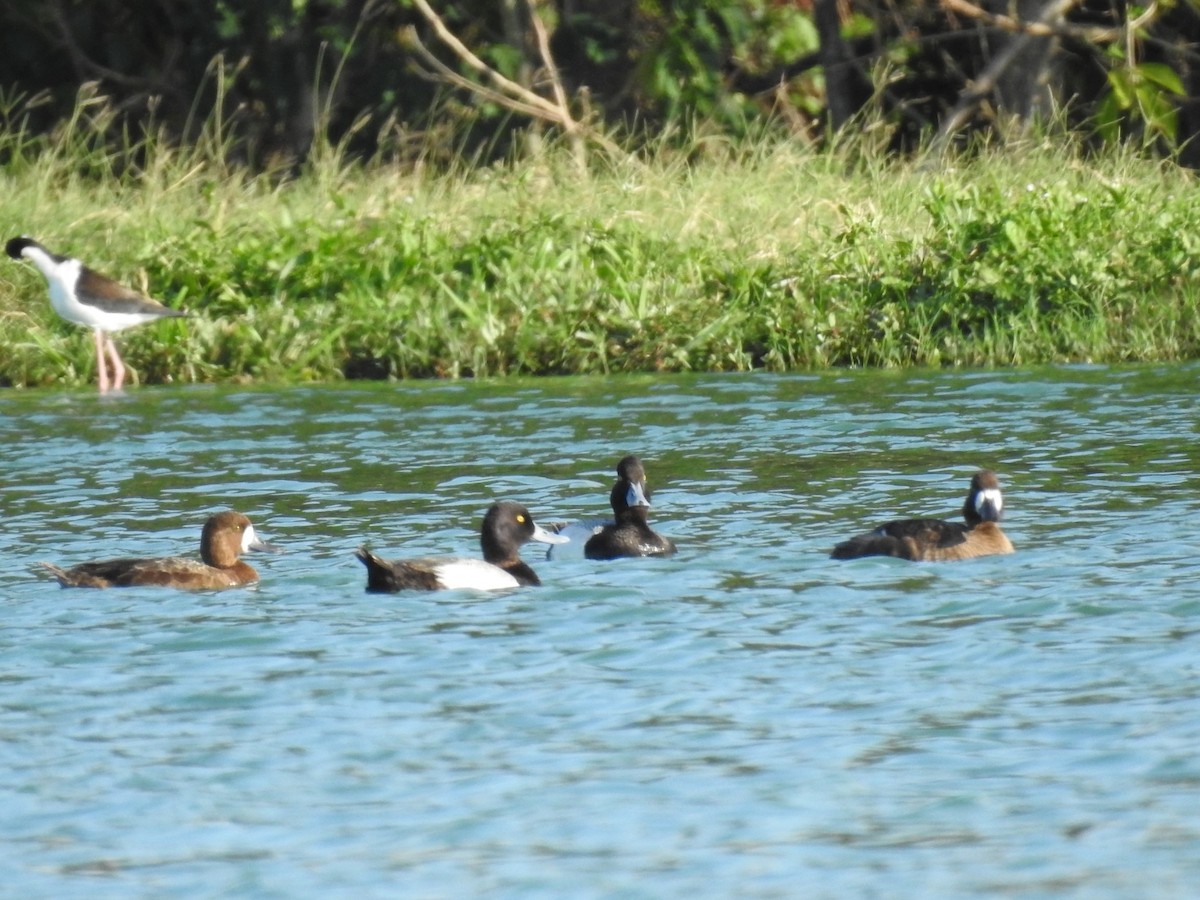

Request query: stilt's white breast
[{"left": 34, "top": 255, "right": 97, "bottom": 328}]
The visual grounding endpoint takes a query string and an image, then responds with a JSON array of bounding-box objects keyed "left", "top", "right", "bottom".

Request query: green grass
[{"left": 3, "top": 104, "right": 1200, "bottom": 388}]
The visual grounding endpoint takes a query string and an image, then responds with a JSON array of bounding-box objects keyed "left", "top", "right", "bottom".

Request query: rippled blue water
[{"left": 2, "top": 365, "right": 1199, "bottom": 898}]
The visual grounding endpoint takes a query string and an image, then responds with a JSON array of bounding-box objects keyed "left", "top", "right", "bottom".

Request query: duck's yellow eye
[{"left": 516, "top": 514, "right": 526, "bottom": 523}]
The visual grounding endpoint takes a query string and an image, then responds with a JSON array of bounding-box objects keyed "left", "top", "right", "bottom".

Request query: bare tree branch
[
  {"left": 927, "top": 0, "right": 1082, "bottom": 160},
  {"left": 527, "top": 0, "right": 571, "bottom": 123},
  {"left": 406, "top": 0, "right": 623, "bottom": 162},
  {"left": 50, "top": 0, "right": 179, "bottom": 97},
  {"left": 406, "top": 34, "right": 559, "bottom": 120},
  {"left": 526, "top": 0, "right": 585, "bottom": 164},
  {"left": 942, "top": 0, "right": 1161, "bottom": 44},
  {"left": 409, "top": 0, "right": 561, "bottom": 117}
]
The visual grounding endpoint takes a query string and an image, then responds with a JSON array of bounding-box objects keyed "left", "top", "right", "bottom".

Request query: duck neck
[{"left": 502, "top": 560, "right": 541, "bottom": 587}]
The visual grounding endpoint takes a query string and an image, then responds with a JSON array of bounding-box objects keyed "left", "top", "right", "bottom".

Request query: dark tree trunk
[
  {"left": 987, "top": 0, "right": 1059, "bottom": 126},
  {"left": 814, "top": 0, "right": 873, "bottom": 131},
  {"left": 550, "top": 0, "right": 638, "bottom": 118}
]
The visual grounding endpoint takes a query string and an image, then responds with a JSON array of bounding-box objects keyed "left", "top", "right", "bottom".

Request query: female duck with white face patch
[
  {"left": 42, "top": 511, "right": 276, "bottom": 589},
  {"left": 831, "top": 470, "right": 1014, "bottom": 562}
]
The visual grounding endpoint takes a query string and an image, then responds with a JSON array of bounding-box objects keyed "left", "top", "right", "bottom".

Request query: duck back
[
  {"left": 43, "top": 556, "right": 257, "bottom": 588},
  {"left": 585, "top": 515, "right": 677, "bottom": 561}
]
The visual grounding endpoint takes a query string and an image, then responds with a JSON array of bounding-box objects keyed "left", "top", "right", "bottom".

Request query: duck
[
  {"left": 6, "top": 236, "right": 190, "bottom": 393},
  {"left": 549, "top": 455, "right": 677, "bottom": 561},
  {"left": 585, "top": 455, "right": 677, "bottom": 560},
  {"left": 42, "top": 510, "right": 275, "bottom": 589},
  {"left": 355, "top": 500, "right": 567, "bottom": 592},
  {"left": 830, "top": 469, "right": 1015, "bottom": 562}
]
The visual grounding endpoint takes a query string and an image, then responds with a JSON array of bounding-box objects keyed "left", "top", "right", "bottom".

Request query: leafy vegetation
[{"left": 3, "top": 115, "right": 1200, "bottom": 388}]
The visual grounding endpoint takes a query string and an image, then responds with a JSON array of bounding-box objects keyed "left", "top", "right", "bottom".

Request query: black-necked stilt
[{"left": 5, "top": 236, "right": 190, "bottom": 393}]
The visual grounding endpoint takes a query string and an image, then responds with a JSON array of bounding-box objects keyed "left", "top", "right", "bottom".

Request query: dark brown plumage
[
  {"left": 74, "top": 265, "right": 188, "bottom": 318},
  {"left": 831, "top": 470, "right": 1015, "bottom": 562},
  {"left": 584, "top": 455, "right": 677, "bottom": 560}
]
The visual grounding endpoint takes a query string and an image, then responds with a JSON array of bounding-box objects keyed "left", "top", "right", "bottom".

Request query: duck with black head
[
  {"left": 549, "top": 455, "right": 677, "bottom": 561},
  {"left": 585, "top": 455, "right": 677, "bottom": 560},
  {"left": 356, "top": 500, "right": 567, "bottom": 592},
  {"left": 42, "top": 511, "right": 276, "bottom": 589},
  {"left": 830, "top": 469, "right": 1015, "bottom": 562},
  {"left": 6, "top": 236, "right": 190, "bottom": 393}
]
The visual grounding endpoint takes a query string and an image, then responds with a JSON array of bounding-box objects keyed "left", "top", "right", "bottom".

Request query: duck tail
[
  {"left": 355, "top": 546, "right": 398, "bottom": 592},
  {"left": 40, "top": 561, "right": 71, "bottom": 585}
]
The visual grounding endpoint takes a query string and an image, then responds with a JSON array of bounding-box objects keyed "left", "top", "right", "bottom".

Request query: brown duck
[
  {"left": 42, "top": 510, "right": 274, "bottom": 589},
  {"left": 831, "top": 470, "right": 1015, "bottom": 562},
  {"left": 584, "top": 455, "right": 677, "bottom": 560}
]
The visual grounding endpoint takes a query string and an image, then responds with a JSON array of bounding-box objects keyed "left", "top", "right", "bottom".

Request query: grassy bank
[{"left": 2, "top": 124, "right": 1199, "bottom": 388}]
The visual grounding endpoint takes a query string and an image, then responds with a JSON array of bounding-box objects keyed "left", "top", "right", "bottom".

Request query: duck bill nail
[{"left": 532, "top": 524, "right": 569, "bottom": 545}]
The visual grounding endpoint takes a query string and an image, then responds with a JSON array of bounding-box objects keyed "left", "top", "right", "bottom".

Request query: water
[{"left": 2, "top": 365, "right": 1198, "bottom": 898}]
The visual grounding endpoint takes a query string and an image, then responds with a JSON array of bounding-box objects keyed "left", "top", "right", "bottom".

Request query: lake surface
[{"left": 2, "top": 365, "right": 1198, "bottom": 898}]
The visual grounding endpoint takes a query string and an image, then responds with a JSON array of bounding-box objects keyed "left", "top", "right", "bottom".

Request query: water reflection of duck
[
  {"left": 356, "top": 501, "right": 566, "bottom": 592},
  {"left": 831, "top": 470, "right": 1015, "bottom": 562},
  {"left": 42, "top": 511, "right": 275, "bottom": 588}
]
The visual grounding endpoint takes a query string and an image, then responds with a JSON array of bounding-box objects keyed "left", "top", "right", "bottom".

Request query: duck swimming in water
[
  {"left": 830, "top": 470, "right": 1014, "bottom": 562},
  {"left": 356, "top": 500, "right": 566, "bottom": 592},
  {"left": 42, "top": 510, "right": 274, "bottom": 588},
  {"left": 583, "top": 455, "right": 677, "bottom": 560}
]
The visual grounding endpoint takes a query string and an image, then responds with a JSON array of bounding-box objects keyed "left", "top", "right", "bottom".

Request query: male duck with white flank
[
  {"left": 42, "top": 511, "right": 275, "bottom": 589},
  {"left": 830, "top": 469, "right": 1015, "bottom": 562},
  {"left": 356, "top": 500, "right": 567, "bottom": 592},
  {"left": 6, "top": 236, "right": 190, "bottom": 393}
]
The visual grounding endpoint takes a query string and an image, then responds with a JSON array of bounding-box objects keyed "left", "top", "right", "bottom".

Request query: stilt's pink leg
[
  {"left": 104, "top": 336, "right": 126, "bottom": 391},
  {"left": 94, "top": 329, "right": 109, "bottom": 393}
]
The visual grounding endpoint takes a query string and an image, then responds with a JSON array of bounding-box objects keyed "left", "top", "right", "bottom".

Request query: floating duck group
[
  {"left": 9, "top": 238, "right": 1015, "bottom": 592},
  {"left": 38, "top": 460, "right": 1014, "bottom": 593}
]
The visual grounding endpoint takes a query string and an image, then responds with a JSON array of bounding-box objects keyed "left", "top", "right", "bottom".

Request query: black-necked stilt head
[{"left": 6, "top": 236, "right": 48, "bottom": 261}]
